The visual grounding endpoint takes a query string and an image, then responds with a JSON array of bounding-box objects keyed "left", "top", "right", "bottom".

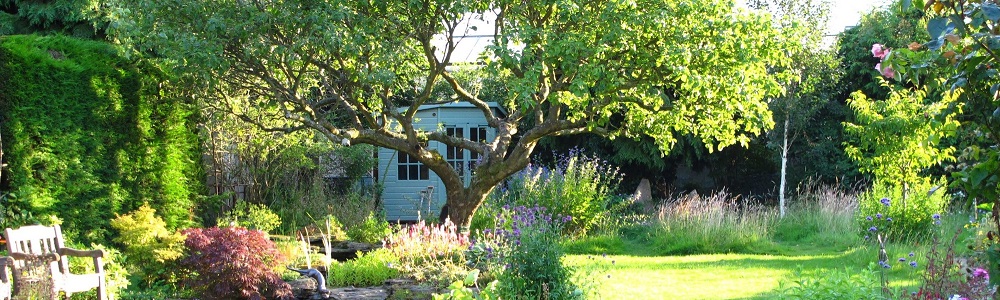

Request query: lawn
[{"left": 566, "top": 241, "right": 924, "bottom": 299}]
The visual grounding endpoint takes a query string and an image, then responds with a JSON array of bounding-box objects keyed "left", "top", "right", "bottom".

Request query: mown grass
[
  {"left": 566, "top": 242, "right": 927, "bottom": 299},
  {"left": 563, "top": 185, "right": 972, "bottom": 299}
]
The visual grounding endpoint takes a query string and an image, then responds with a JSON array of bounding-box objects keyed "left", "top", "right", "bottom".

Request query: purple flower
[
  {"left": 935, "top": 220, "right": 942, "bottom": 225},
  {"left": 899, "top": 258, "right": 907, "bottom": 262},
  {"left": 909, "top": 252, "right": 915, "bottom": 257},
  {"left": 932, "top": 214, "right": 941, "bottom": 220},
  {"left": 880, "top": 197, "right": 891, "bottom": 206},
  {"left": 869, "top": 226, "right": 878, "bottom": 232},
  {"left": 910, "top": 261, "right": 918, "bottom": 268},
  {"left": 973, "top": 268, "right": 989, "bottom": 280},
  {"left": 866, "top": 216, "right": 873, "bottom": 221},
  {"left": 875, "top": 213, "right": 883, "bottom": 219},
  {"left": 886, "top": 217, "right": 892, "bottom": 222},
  {"left": 864, "top": 235, "right": 870, "bottom": 240}
]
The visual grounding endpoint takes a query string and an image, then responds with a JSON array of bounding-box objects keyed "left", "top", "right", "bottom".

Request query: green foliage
[
  {"left": 487, "top": 150, "right": 621, "bottom": 235},
  {"left": 844, "top": 83, "right": 959, "bottom": 190},
  {"left": 779, "top": 264, "right": 891, "bottom": 300},
  {"left": 889, "top": 0, "right": 1000, "bottom": 227},
  {"left": 347, "top": 211, "right": 392, "bottom": 244},
  {"left": 471, "top": 205, "right": 581, "bottom": 300},
  {"left": 322, "top": 215, "right": 349, "bottom": 241},
  {"left": 433, "top": 270, "right": 500, "bottom": 300},
  {"left": 837, "top": 3, "right": 928, "bottom": 101},
  {"left": 326, "top": 248, "right": 400, "bottom": 287},
  {"left": 110, "top": 204, "right": 186, "bottom": 285},
  {"left": 218, "top": 201, "right": 282, "bottom": 234},
  {"left": 0, "top": 0, "right": 108, "bottom": 38},
  {"left": 858, "top": 179, "right": 948, "bottom": 240},
  {"left": 0, "top": 35, "right": 203, "bottom": 245},
  {"left": 110, "top": 0, "right": 793, "bottom": 226}
]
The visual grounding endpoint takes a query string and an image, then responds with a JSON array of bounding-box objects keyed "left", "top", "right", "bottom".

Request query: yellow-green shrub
[{"left": 110, "top": 204, "right": 185, "bottom": 284}]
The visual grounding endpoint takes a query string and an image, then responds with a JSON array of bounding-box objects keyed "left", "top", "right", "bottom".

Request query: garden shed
[{"left": 378, "top": 102, "right": 504, "bottom": 221}]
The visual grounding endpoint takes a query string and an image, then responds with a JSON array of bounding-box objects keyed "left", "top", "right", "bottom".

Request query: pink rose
[
  {"left": 876, "top": 63, "right": 895, "bottom": 79},
  {"left": 872, "top": 43, "right": 888, "bottom": 59}
]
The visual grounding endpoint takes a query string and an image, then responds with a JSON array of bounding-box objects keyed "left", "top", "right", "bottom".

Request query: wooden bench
[{"left": 4, "top": 225, "right": 105, "bottom": 299}]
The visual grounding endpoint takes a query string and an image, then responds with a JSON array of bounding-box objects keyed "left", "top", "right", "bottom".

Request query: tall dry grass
[
  {"left": 774, "top": 182, "right": 860, "bottom": 246},
  {"left": 649, "top": 190, "right": 778, "bottom": 254}
]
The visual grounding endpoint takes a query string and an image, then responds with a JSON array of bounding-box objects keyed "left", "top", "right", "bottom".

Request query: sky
[{"left": 828, "top": 0, "right": 893, "bottom": 35}]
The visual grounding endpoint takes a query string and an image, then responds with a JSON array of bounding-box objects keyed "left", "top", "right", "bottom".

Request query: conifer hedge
[{"left": 0, "top": 35, "right": 203, "bottom": 244}]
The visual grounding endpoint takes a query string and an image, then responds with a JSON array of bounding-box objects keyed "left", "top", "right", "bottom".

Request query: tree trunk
[
  {"left": 779, "top": 117, "right": 789, "bottom": 218},
  {"left": 444, "top": 189, "right": 491, "bottom": 229}
]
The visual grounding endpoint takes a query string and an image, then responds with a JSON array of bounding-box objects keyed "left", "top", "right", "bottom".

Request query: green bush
[
  {"left": 858, "top": 178, "right": 948, "bottom": 240},
  {"left": 484, "top": 150, "right": 621, "bottom": 235},
  {"left": 326, "top": 248, "right": 399, "bottom": 287},
  {"left": 0, "top": 35, "right": 203, "bottom": 244},
  {"left": 219, "top": 201, "right": 282, "bottom": 234},
  {"left": 347, "top": 211, "right": 392, "bottom": 244},
  {"left": 471, "top": 205, "right": 582, "bottom": 300},
  {"left": 110, "top": 204, "right": 185, "bottom": 284}
]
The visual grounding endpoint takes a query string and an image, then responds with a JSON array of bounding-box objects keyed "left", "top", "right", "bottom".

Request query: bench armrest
[
  {"left": 8, "top": 252, "right": 59, "bottom": 262},
  {"left": 57, "top": 248, "right": 104, "bottom": 258}
]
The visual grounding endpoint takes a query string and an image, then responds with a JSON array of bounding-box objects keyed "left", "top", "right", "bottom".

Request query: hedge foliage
[{"left": 0, "top": 35, "right": 203, "bottom": 244}]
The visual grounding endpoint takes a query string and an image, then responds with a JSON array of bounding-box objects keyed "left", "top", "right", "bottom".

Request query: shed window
[
  {"left": 397, "top": 153, "right": 428, "bottom": 180},
  {"left": 468, "top": 127, "right": 487, "bottom": 170},
  {"left": 446, "top": 127, "right": 465, "bottom": 176}
]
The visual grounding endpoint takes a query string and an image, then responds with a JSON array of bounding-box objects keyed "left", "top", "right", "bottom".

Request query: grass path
[{"left": 566, "top": 244, "right": 921, "bottom": 299}]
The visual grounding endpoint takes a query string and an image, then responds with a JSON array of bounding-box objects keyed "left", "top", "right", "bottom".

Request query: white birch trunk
[{"left": 780, "top": 117, "right": 789, "bottom": 218}]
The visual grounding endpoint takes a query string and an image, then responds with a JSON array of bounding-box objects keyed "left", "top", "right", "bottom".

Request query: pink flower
[
  {"left": 876, "top": 63, "right": 895, "bottom": 79},
  {"left": 872, "top": 43, "right": 889, "bottom": 59},
  {"left": 973, "top": 268, "right": 989, "bottom": 280}
]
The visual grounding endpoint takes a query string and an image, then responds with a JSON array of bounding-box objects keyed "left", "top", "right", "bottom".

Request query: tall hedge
[{"left": 0, "top": 35, "right": 203, "bottom": 244}]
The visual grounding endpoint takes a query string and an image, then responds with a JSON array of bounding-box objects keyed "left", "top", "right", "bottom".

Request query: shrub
[
  {"left": 491, "top": 150, "right": 621, "bottom": 235},
  {"left": 433, "top": 270, "right": 499, "bottom": 300},
  {"left": 110, "top": 204, "right": 185, "bottom": 284},
  {"left": 859, "top": 179, "right": 947, "bottom": 240},
  {"left": 326, "top": 248, "right": 399, "bottom": 287},
  {"left": 385, "top": 219, "right": 471, "bottom": 285},
  {"left": 471, "top": 205, "right": 581, "bottom": 300},
  {"left": 179, "top": 227, "right": 292, "bottom": 299},
  {"left": 347, "top": 211, "right": 392, "bottom": 244},
  {"left": 218, "top": 201, "right": 282, "bottom": 234}
]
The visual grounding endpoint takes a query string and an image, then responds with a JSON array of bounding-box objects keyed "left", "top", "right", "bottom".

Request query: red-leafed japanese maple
[{"left": 180, "top": 227, "right": 293, "bottom": 300}]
